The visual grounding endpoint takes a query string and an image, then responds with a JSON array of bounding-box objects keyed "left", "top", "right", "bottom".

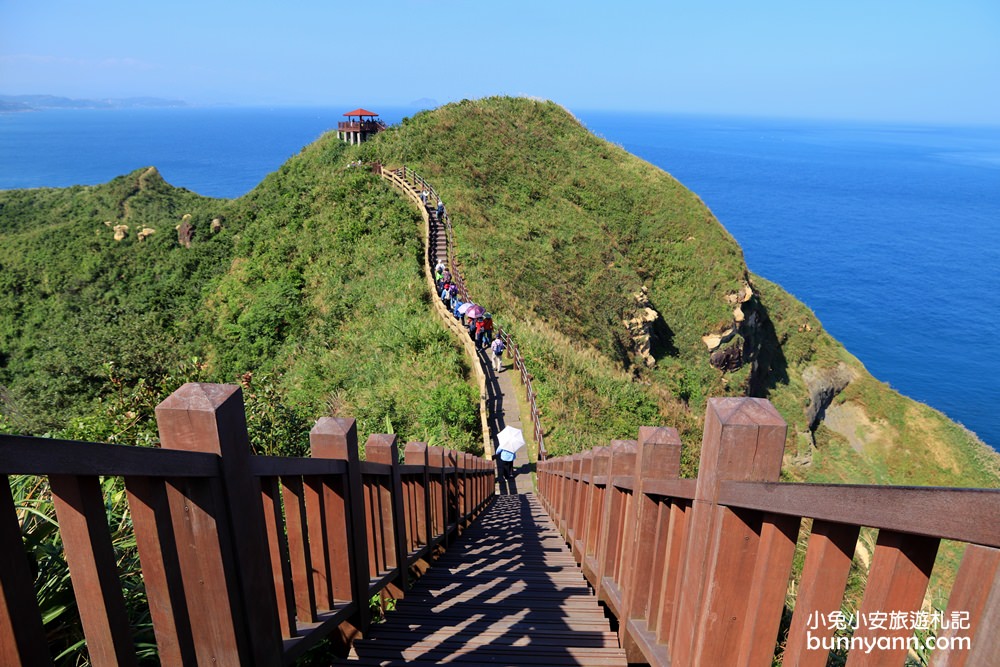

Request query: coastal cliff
[{"left": 360, "top": 97, "right": 1000, "bottom": 489}]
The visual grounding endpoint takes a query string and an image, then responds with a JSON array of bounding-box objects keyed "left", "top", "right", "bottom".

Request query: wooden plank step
[{"left": 343, "top": 493, "right": 625, "bottom": 665}]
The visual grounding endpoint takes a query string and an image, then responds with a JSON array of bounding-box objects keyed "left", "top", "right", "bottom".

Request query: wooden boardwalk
[{"left": 346, "top": 493, "right": 626, "bottom": 666}]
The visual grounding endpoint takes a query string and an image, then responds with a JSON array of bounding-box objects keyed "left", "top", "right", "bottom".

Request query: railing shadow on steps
[
  {"left": 0, "top": 382, "right": 494, "bottom": 666},
  {"left": 537, "top": 396, "right": 1000, "bottom": 667},
  {"left": 379, "top": 164, "right": 547, "bottom": 461}
]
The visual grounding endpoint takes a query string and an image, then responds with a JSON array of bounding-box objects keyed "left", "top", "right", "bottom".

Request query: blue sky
[{"left": 1, "top": 0, "right": 998, "bottom": 124}]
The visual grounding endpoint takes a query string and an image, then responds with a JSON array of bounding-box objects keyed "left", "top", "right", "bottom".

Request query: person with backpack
[
  {"left": 490, "top": 335, "right": 506, "bottom": 372},
  {"left": 481, "top": 313, "right": 494, "bottom": 348}
]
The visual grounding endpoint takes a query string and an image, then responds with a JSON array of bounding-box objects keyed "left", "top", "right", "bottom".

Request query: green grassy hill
[
  {"left": 358, "top": 96, "right": 1000, "bottom": 489},
  {"left": 0, "top": 144, "right": 480, "bottom": 454},
  {"left": 2, "top": 95, "right": 996, "bottom": 490}
]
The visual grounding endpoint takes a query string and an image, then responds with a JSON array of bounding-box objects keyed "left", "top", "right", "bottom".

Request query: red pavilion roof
[{"left": 343, "top": 108, "right": 378, "bottom": 117}]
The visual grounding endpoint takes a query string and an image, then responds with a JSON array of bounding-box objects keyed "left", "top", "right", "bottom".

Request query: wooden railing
[
  {"left": 382, "top": 165, "right": 548, "bottom": 460},
  {"left": 537, "top": 396, "right": 1000, "bottom": 666},
  {"left": 337, "top": 120, "right": 386, "bottom": 132},
  {"left": 1, "top": 382, "right": 493, "bottom": 666},
  {"left": 496, "top": 329, "right": 545, "bottom": 457}
]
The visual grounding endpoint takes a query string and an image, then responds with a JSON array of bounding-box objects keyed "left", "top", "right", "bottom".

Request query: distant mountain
[
  {"left": 0, "top": 94, "right": 187, "bottom": 111},
  {"left": 0, "top": 99, "right": 33, "bottom": 112}
]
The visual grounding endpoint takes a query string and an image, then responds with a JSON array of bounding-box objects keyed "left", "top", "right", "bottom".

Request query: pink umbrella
[
  {"left": 458, "top": 302, "right": 475, "bottom": 315},
  {"left": 466, "top": 304, "right": 485, "bottom": 319}
]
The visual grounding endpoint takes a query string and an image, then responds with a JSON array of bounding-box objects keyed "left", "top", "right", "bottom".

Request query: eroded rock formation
[
  {"left": 176, "top": 214, "right": 193, "bottom": 247},
  {"left": 623, "top": 286, "right": 660, "bottom": 368},
  {"left": 802, "top": 362, "right": 856, "bottom": 431}
]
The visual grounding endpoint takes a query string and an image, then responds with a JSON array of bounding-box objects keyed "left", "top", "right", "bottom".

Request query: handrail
[
  {"left": 378, "top": 165, "right": 491, "bottom": 454},
  {"left": 1, "top": 382, "right": 494, "bottom": 665},
  {"left": 536, "top": 397, "right": 1000, "bottom": 666},
  {"left": 380, "top": 165, "right": 547, "bottom": 460}
]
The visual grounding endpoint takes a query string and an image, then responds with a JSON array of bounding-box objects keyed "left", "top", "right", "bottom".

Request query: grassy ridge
[
  {"left": 0, "top": 137, "right": 480, "bottom": 454},
  {"left": 361, "top": 97, "right": 999, "bottom": 490}
]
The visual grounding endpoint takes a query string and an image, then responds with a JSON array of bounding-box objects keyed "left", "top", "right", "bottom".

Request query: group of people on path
[
  {"left": 425, "top": 192, "right": 516, "bottom": 487},
  {"left": 434, "top": 258, "right": 506, "bottom": 373}
]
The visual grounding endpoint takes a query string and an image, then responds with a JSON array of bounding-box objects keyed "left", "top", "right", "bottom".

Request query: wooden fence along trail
[
  {"left": 0, "top": 383, "right": 494, "bottom": 665},
  {"left": 2, "top": 161, "right": 1000, "bottom": 665}
]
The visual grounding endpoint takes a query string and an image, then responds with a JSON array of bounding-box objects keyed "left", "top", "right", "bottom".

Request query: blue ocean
[{"left": 1, "top": 106, "right": 998, "bottom": 451}]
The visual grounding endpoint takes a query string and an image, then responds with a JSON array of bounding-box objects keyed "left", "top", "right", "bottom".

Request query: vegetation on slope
[
  {"left": 361, "top": 96, "right": 999, "bottom": 490},
  {"left": 0, "top": 138, "right": 480, "bottom": 454}
]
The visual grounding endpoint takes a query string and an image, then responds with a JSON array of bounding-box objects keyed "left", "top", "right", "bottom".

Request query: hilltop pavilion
[{"left": 337, "top": 108, "right": 386, "bottom": 144}]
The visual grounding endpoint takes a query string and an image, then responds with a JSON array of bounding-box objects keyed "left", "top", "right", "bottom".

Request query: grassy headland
[
  {"left": 0, "top": 141, "right": 480, "bottom": 454},
  {"left": 358, "top": 96, "right": 999, "bottom": 491}
]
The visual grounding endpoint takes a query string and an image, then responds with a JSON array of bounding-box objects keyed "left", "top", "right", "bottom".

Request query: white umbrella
[{"left": 495, "top": 426, "right": 525, "bottom": 455}]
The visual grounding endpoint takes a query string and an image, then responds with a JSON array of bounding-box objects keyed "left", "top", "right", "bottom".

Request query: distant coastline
[{"left": 0, "top": 94, "right": 187, "bottom": 112}]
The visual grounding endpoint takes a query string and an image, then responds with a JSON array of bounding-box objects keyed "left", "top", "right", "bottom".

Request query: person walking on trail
[
  {"left": 474, "top": 317, "right": 486, "bottom": 347},
  {"left": 437, "top": 200, "right": 445, "bottom": 220},
  {"left": 440, "top": 283, "right": 452, "bottom": 310},
  {"left": 490, "top": 335, "right": 506, "bottom": 372},
  {"left": 452, "top": 297, "right": 464, "bottom": 320},
  {"left": 421, "top": 189, "right": 429, "bottom": 205},
  {"left": 434, "top": 258, "right": 445, "bottom": 276},
  {"left": 482, "top": 313, "right": 494, "bottom": 348},
  {"left": 497, "top": 446, "right": 516, "bottom": 479}
]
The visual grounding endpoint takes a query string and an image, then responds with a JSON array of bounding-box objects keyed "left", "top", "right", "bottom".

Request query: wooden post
[
  {"left": 565, "top": 454, "right": 584, "bottom": 545},
  {"left": 429, "top": 446, "right": 447, "bottom": 546},
  {"left": 572, "top": 451, "right": 594, "bottom": 562},
  {"left": 582, "top": 446, "right": 610, "bottom": 586},
  {"left": 405, "top": 443, "right": 432, "bottom": 550},
  {"left": 153, "top": 382, "right": 283, "bottom": 666},
  {"left": 782, "top": 520, "right": 861, "bottom": 667},
  {"left": 932, "top": 544, "right": 1000, "bottom": 666},
  {"left": 0, "top": 479, "right": 52, "bottom": 666},
  {"left": 596, "top": 439, "right": 637, "bottom": 613},
  {"left": 620, "top": 426, "right": 682, "bottom": 664},
  {"left": 49, "top": 475, "right": 138, "bottom": 667},
  {"left": 672, "top": 397, "right": 786, "bottom": 667},
  {"left": 366, "top": 434, "right": 408, "bottom": 598},
  {"left": 845, "top": 530, "right": 939, "bottom": 666},
  {"left": 311, "top": 417, "right": 371, "bottom": 643}
]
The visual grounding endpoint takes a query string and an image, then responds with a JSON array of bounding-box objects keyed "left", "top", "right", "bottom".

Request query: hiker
[
  {"left": 442, "top": 269, "right": 451, "bottom": 284},
  {"left": 452, "top": 297, "right": 464, "bottom": 320},
  {"left": 491, "top": 335, "right": 506, "bottom": 372},
  {"left": 434, "top": 258, "right": 445, "bottom": 275},
  {"left": 497, "top": 446, "right": 516, "bottom": 479},
  {"left": 437, "top": 200, "right": 445, "bottom": 219},
  {"left": 482, "top": 313, "right": 494, "bottom": 348},
  {"left": 475, "top": 317, "right": 487, "bottom": 347},
  {"left": 440, "top": 283, "right": 452, "bottom": 309},
  {"left": 420, "top": 189, "right": 429, "bottom": 204},
  {"left": 468, "top": 316, "right": 479, "bottom": 340}
]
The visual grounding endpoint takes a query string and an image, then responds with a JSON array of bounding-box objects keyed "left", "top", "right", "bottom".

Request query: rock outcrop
[
  {"left": 176, "top": 214, "right": 193, "bottom": 247},
  {"left": 802, "top": 362, "right": 856, "bottom": 431},
  {"left": 623, "top": 287, "right": 660, "bottom": 368}
]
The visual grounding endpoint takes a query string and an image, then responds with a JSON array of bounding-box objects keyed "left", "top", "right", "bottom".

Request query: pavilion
[{"left": 337, "top": 108, "right": 386, "bottom": 144}]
